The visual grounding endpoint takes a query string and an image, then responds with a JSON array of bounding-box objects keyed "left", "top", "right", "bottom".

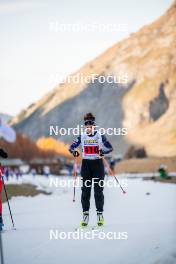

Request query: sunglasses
[{"left": 84, "top": 120, "right": 95, "bottom": 126}]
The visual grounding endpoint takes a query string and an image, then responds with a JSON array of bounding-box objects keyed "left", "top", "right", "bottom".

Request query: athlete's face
[{"left": 86, "top": 125, "right": 94, "bottom": 135}]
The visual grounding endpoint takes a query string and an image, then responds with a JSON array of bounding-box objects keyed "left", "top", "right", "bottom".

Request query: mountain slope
[
  {"left": 0, "top": 113, "right": 12, "bottom": 123},
  {"left": 11, "top": 2, "right": 176, "bottom": 156}
]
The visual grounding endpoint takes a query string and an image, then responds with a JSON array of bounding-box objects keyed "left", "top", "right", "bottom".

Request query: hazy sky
[{"left": 0, "top": 0, "right": 173, "bottom": 116}]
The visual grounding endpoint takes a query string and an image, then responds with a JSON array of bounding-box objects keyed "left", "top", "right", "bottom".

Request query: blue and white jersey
[{"left": 69, "top": 131, "right": 113, "bottom": 160}]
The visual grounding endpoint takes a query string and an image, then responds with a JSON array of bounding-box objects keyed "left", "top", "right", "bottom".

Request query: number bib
[
  {"left": 84, "top": 145, "right": 99, "bottom": 155},
  {"left": 81, "top": 132, "right": 102, "bottom": 159}
]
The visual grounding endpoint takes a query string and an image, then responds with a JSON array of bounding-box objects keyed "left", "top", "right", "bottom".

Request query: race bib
[{"left": 84, "top": 145, "right": 99, "bottom": 155}]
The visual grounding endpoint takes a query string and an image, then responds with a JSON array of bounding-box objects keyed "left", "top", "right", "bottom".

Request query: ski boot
[
  {"left": 80, "top": 211, "right": 89, "bottom": 227},
  {"left": 97, "top": 211, "right": 104, "bottom": 226}
]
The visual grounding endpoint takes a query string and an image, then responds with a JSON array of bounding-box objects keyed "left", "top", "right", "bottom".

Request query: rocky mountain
[{"left": 11, "top": 2, "right": 176, "bottom": 157}]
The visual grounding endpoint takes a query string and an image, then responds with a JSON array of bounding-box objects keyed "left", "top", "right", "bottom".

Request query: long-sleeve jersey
[{"left": 69, "top": 131, "right": 113, "bottom": 160}]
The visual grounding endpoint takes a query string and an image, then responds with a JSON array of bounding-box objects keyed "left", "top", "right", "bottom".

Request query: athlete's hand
[
  {"left": 72, "top": 150, "right": 80, "bottom": 157},
  {"left": 99, "top": 149, "right": 104, "bottom": 157}
]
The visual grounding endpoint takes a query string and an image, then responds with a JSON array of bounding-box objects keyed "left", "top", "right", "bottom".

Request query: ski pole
[
  {"left": 1, "top": 176, "right": 16, "bottom": 229},
  {"left": 73, "top": 158, "right": 78, "bottom": 202},
  {"left": 102, "top": 156, "right": 126, "bottom": 194}
]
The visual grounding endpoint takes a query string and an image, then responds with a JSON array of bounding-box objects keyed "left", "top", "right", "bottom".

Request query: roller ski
[
  {"left": 80, "top": 211, "right": 89, "bottom": 227},
  {"left": 97, "top": 211, "right": 105, "bottom": 226}
]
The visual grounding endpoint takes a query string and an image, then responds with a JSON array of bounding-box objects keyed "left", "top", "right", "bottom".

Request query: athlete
[{"left": 69, "top": 113, "right": 113, "bottom": 226}]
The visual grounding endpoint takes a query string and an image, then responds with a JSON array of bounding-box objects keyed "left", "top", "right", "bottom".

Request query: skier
[
  {"left": 0, "top": 149, "right": 8, "bottom": 230},
  {"left": 69, "top": 113, "right": 113, "bottom": 227}
]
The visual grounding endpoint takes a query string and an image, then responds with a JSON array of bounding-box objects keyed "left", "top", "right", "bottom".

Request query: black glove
[
  {"left": 72, "top": 150, "right": 80, "bottom": 157},
  {"left": 0, "top": 149, "right": 8, "bottom": 159},
  {"left": 99, "top": 149, "right": 104, "bottom": 157}
]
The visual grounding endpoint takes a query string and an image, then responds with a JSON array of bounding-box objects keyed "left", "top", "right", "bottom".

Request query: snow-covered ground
[{"left": 1, "top": 175, "right": 176, "bottom": 264}]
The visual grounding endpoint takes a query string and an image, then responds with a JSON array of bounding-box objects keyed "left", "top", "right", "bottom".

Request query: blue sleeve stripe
[
  {"left": 101, "top": 135, "right": 113, "bottom": 154},
  {"left": 69, "top": 136, "right": 81, "bottom": 151}
]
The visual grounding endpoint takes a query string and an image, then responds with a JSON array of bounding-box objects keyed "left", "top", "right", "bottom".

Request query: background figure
[
  {"left": 31, "top": 168, "right": 37, "bottom": 177},
  {"left": 43, "top": 166, "right": 50, "bottom": 177},
  {"left": 4, "top": 167, "right": 10, "bottom": 181},
  {"left": 109, "top": 157, "right": 116, "bottom": 172},
  {"left": 9, "top": 168, "right": 14, "bottom": 178},
  {"left": 66, "top": 164, "right": 73, "bottom": 176},
  {"left": 158, "top": 164, "right": 169, "bottom": 179},
  {"left": 14, "top": 168, "right": 21, "bottom": 180}
]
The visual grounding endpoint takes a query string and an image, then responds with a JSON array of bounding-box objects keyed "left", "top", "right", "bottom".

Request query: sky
[{"left": 0, "top": 0, "right": 173, "bottom": 116}]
